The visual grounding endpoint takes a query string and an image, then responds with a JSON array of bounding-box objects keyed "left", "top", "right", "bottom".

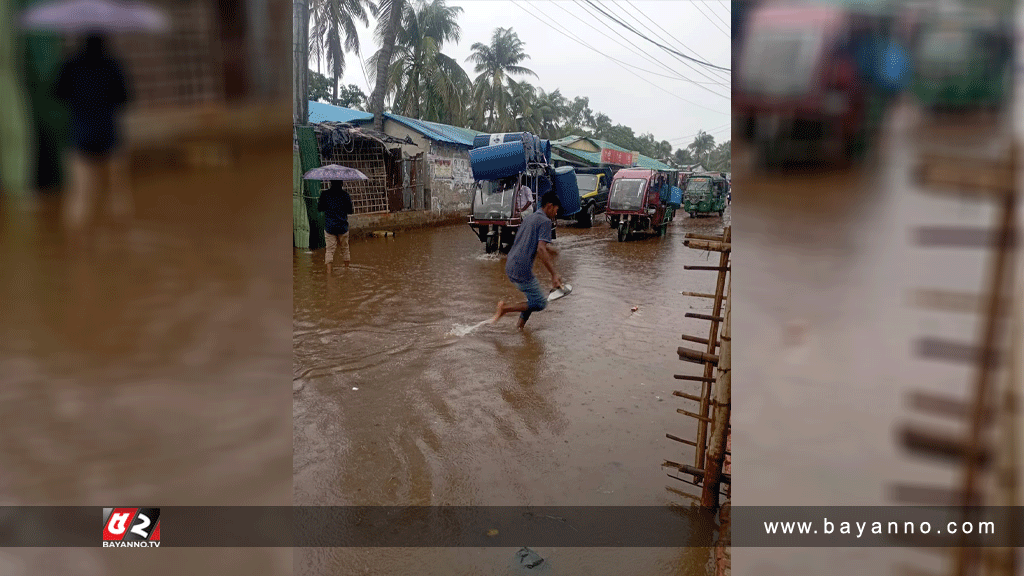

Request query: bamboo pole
[
  {"left": 685, "top": 232, "right": 725, "bottom": 242},
  {"left": 680, "top": 291, "right": 727, "bottom": 300},
  {"left": 702, "top": 278, "right": 731, "bottom": 508},
  {"left": 695, "top": 227, "right": 730, "bottom": 473},
  {"left": 678, "top": 347, "right": 720, "bottom": 365},
  {"left": 985, "top": 219, "right": 1020, "bottom": 576},
  {"left": 684, "top": 239, "right": 731, "bottom": 252},
  {"left": 956, "top": 143, "right": 1017, "bottom": 576}
]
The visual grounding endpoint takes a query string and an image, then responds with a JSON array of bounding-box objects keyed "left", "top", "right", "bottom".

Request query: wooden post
[
  {"left": 702, "top": 278, "right": 731, "bottom": 508},
  {"left": 955, "top": 145, "right": 1017, "bottom": 576},
  {"left": 695, "top": 227, "right": 730, "bottom": 473}
]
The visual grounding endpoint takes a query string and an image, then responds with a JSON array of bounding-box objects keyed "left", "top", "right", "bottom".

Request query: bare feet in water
[{"left": 491, "top": 300, "right": 506, "bottom": 324}]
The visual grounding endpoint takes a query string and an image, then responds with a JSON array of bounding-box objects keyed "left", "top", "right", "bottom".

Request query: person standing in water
[
  {"left": 317, "top": 180, "right": 354, "bottom": 272},
  {"left": 492, "top": 191, "right": 563, "bottom": 330},
  {"left": 54, "top": 34, "right": 133, "bottom": 234}
]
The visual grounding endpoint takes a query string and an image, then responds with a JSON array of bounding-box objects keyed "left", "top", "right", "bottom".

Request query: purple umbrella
[
  {"left": 303, "top": 165, "right": 368, "bottom": 181},
  {"left": 19, "top": 0, "right": 169, "bottom": 33}
]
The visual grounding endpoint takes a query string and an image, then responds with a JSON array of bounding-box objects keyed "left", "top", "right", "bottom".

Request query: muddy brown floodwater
[
  {"left": 294, "top": 209, "right": 730, "bottom": 575},
  {"left": 731, "top": 81, "right": 1020, "bottom": 575},
  {"left": 0, "top": 144, "right": 292, "bottom": 575}
]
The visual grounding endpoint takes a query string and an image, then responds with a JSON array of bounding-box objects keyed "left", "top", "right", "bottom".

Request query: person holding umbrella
[
  {"left": 304, "top": 164, "right": 367, "bottom": 273},
  {"left": 317, "top": 180, "right": 354, "bottom": 272},
  {"left": 19, "top": 0, "right": 170, "bottom": 235},
  {"left": 54, "top": 33, "right": 133, "bottom": 234}
]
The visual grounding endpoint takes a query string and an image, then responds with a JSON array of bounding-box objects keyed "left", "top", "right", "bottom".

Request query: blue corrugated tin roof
[
  {"left": 308, "top": 101, "right": 374, "bottom": 124},
  {"left": 383, "top": 113, "right": 484, "bottom": 147}
]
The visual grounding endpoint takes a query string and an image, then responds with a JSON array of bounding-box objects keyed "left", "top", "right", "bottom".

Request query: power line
[
  {"left": 568, "top": 0, "right": 730, "bottom": 97},
  {"left": 618, "top": 0, "right": 730, "bottom": 83},
  {"left": 582, "top": 0, "right": 730, "bottom": 73},
  {"left": 614, "top": 0, "right": 730, "bottom": 85},
  {"left": 670, "top": 122, "right": 731, "bottom": 144},
  {"left": 576, "top": 0, "right": 730, "bottom": 90},
  {"left": 689, "top": 0, "right": 730, "bottom": 38},
  {"left": 554, "top": 0, "right": 727, "bottom": 88},
  {"left": 510, "top": 0, "right": 728, "bottom": 116}
]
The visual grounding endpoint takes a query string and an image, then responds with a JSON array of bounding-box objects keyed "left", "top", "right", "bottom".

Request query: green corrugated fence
[{"left": 296, "top": 125, "right": 325, "bottom": 250}]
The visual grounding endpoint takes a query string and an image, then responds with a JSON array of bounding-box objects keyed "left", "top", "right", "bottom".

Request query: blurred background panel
[
  {"left": 732, "top": 0, "right": 1020, "bottom": 575},
  {"left": 0, "top": 0, "right": 293, "bottom": 573}
]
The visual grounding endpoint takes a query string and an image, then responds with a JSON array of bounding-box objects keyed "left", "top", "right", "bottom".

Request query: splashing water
[{"left": 447, "top": 320, "right": 490, "bottom": 337}]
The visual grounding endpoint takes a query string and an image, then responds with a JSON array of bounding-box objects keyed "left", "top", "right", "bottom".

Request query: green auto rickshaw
[
  {"left": 912, "top": 14, "right": 1014, "bottom": 111},
  {"left": 683, "top": 173, "right": 728, "bottom": 218}
]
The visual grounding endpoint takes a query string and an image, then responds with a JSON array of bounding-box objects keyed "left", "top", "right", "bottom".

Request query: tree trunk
[
  {"left": 371, "top": 0, "right": 404, "bottom": 131},
  {"left": 292, "top": 0, "right": 309, "bottom": 125}
]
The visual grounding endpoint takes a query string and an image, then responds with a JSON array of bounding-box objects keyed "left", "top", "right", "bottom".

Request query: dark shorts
[{"left": 514, "top": 276, "right": 547, "bottom": 323}]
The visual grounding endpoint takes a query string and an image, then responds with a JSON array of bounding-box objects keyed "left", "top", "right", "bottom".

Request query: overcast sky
[{"left": 314, "top": 0, "right": 732, "bottom": 151}]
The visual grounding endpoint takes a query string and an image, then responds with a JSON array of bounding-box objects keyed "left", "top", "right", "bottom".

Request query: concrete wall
[
  {"left": 424, "top": 142, "right": 474, "bottom": 214},
  {"left": 347, "top": 210, "right": 465, "bottom": 237},
  {"left": 380, "top": 119, "right": 475, "bottom": 216}
]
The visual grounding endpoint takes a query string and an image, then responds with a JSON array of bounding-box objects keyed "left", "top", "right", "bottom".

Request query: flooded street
[
  {"left": 731, "top": 82, "right": 1020, "bottom": 574},
  {"left": 294, "top": 210, "right": 730, "bottom": 575},
  {"left": 0, "top": 144, "right": 292, "bottom": 575}
]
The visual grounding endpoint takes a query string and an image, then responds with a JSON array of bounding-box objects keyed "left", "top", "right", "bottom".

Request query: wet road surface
[
  {"left": 294, "top": 210, "right": 730, "bottom": 575},
  {"left": 0, "top": 144, "right": 292, "bottom": 575},
  {"left": 731, "top": 77, "right": 1021, "bottom": 574}
]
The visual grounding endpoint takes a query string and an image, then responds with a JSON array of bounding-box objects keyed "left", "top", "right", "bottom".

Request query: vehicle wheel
[
  {"left": 609, "top": 216, "right": 619, "bottom": 228},
  {"left": 718, "top": 210, "right": 724, "bottom": 217},
  {"left": 577, "top": 203, "right": 594, "bottom": 228},
  {"left": 617, "top": 222, "right": 628, "bottom": 242},
  {"left": 485, "top": 234, "right": 498, "bottom": 253}
]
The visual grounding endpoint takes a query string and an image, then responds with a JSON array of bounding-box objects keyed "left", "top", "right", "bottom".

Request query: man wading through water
[
  {"left": 317, "top": 181, "right": 354, "bottom": 272},
  {"left": 492, "top": 191, "right": 564, "bottom": 329}
]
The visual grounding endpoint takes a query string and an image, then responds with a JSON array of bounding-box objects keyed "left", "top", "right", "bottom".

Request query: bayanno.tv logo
[{"left": 102, "top": 508, "right": 161, "bottom": 548}]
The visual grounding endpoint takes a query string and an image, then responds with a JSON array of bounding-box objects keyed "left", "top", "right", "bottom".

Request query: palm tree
[
  {"left": 534, "top": 88, "right": 568, "bottom": 138},
  {"left": 466, "top": 27, "right": 537, "bottom": 131},
  {"left": 370, "top": 0, "right": 405, "bottom": 130},
  {"left": 370, "top": 0, "right": 469, "bottom": 123},
  {"left": 309, "top": 0, "right": 375, "bottom": 104},
  {"left": 688, "top": 130, "right": 716, "bottom": 166},
  {"left": 505, "top": 79, "right": 544, "bottom": 134}
]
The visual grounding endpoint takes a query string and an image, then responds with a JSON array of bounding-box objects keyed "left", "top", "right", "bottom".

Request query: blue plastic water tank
[
  {"left": 552, "top": 166, "right": 581, "bottom": 216},
  {"left": 669, "top": 186, "right": 683, "bottom": 208},
  {"left": 469, "top": 141, "right": 528, "bottom": 181},
  {"left": 472, "top": 133, "right": 536, "bottom": 162}
]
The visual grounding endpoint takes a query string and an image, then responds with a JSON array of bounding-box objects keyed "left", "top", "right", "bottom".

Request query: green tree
[
  {"left": 687, "top": 130, "right": 716, "bottom": 166},
  {"left": 309, "top": 0, "right": 374, "bottom": 104},
  {"left": 708, "top": 141, "right": 731, "bottom": 171},
  {"left": 466, "top": 27, "right": 537, "bottom": 131},
  {"left": 337, "top": 84, "right": 368, "bottom": 109},
  {"left": 371, "top": 0, "right": 468, "bottom": 123},
  {"left": 309, "top": 70, "right": 335, "bottom": 103},
  {"left": 673, "top": 148, "right": 696, "bottom": 167}
]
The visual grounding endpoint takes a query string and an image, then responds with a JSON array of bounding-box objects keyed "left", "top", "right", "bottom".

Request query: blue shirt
[{"left": 506, "top": 211, "right": 553, "bottom": 283}]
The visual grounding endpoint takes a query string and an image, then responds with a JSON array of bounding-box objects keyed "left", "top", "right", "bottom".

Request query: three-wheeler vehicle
[
  {"left": 734, "top": 1, "right": 891, "bottom": 165},
  {"left": 683, "top": 173, "right": 728, "bottom": 217},
  {"left": 606, "top": 168, "right": 672, "bottom": 241},
  {"left": 469, "top": 165, "right": 552, "bottom": 254},
  {"left": 912, "top": 12, "right": 1014, "bottom": 111},
  {"left": 571, "top": 166, "right": 612, "bottom": 227}
]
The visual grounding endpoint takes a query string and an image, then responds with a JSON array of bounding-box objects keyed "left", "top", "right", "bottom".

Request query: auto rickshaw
[
  {"left": 912, "top": 12, "right": 1014, "bottom": 111},
  {"left": 734, "top": 1, "right": 891, "bottom": 165},
  {"left": 469, "top": 167, "right": 551, "bottom": 254},
  {"left": 683, "top": 173, "right": 728, "bottom": 217},
  {"left": 606, "top": 168, "right": 670, "bottom": 242}
]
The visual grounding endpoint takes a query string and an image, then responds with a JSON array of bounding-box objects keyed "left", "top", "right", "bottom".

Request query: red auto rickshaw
[{"left": 606, "top": 168, "right": 670, "bottom": 242}]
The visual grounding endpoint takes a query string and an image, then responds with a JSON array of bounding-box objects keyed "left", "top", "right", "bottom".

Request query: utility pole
[{"left": 292, "top": 0, "right": 308, "bottom": 126}]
